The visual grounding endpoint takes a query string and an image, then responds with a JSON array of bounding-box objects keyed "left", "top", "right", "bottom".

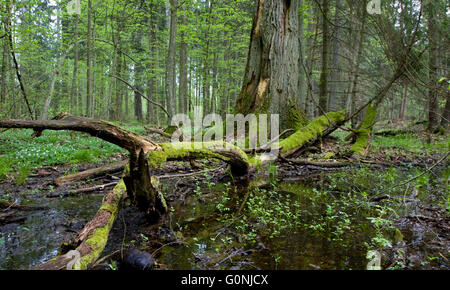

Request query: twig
[
  {"left": 390, "top": 151, "right": 449, "bottom": 190},
  {"left": 109, "top": 75, "right": 170, "bottom": 118}
]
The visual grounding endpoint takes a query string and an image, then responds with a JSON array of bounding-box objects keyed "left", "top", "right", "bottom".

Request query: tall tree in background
[
  {"left": 318, "top": 0, "right": 329, "bottom": 112},
  {"left": 166, "top": 0, "right": 178, "bottom": 118},
  {"left": 70, "top": 2, "right": 79, "bottom": 115},
  {"left": 426, "top": 0, "right": 440, "bottom": 133},
  {"left": 179, "top": 4, "right": 188, "bottom": 115},
  {"left": 86, "top": 0, "right": 92, "bottom": 117},
  {"left": 237, "top": 0, "right": 307, "bottom": 131}
]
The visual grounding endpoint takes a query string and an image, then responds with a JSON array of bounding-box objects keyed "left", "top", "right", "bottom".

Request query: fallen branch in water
[
  {"left": 47, "top": 182, "right": 119, "bottom": 198},
  {"left": 34, "top": 180, "right": 127, "bottom": 270},
  {"left": 390, "top": 152, "right": 449, "bottom": 190},
  {"left": 280, "top": 156, "right": 351, "bottom": 168},
  {"left": 0, "top": 201, "right": 49, "bottom": 211}
]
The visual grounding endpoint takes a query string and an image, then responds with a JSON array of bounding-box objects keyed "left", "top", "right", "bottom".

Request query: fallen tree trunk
[
  {"left": 54, "top": 160, "right": 128, "bottom": 186},
  {"left": 0, "top": 113, "right": 250, "bottom": 220},
  {"left": 47, "top": 182, "right": 119, "bottom": 198},
  {"left": 281, "top": 157, "right": 351, "bottom": 168},
  {"left": 0, "top": 201, "right": 48, "bottom": 211},
  {"left": 278, "top": 110, "right": 347, "bottom": 158},
  {"left": 35, "top": 180, "right": 126, "bottom": 270}
]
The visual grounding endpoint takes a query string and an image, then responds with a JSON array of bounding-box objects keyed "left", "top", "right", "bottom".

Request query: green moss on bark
[
  {"left": 146, "top": 141, "right": 248, "bottom": 169},
  {"left": 350, "top": 103, "right": 378, "bottom": 155},
  {"left": 279, "top": 110, "right": 346, "bottom": 154},
  {"left": 75, "top": 180, "right": 126, "bottom": 270}
]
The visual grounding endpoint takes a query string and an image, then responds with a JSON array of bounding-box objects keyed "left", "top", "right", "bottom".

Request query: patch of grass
[
  {"left": 15, "top": 165, "right": 31, "bottom": 186},
  {"left": 371, "top": 133, "right": 449, "bottom": 155},
  {"left": 0, "top": 156, "right": 13, "bottom": 179},
  {"left": 0, "top": 126, "right": 147, "bottom": 180}
]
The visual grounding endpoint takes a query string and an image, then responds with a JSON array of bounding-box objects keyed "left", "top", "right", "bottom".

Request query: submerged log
[{"left": 35, "top": 180, "right": 126, "bottom": 270}]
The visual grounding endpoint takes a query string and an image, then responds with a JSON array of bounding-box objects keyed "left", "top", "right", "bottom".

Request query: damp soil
[{"left": 0, "top": 157, "right": 448, "bottom": 270}]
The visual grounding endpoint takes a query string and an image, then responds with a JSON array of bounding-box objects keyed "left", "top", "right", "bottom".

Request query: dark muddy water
[{"left": 0, "top": 166, "right": 448, "bottom": 270}]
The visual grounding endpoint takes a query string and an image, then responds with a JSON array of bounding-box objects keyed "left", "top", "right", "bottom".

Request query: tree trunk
[
  {"left": 86, "top": 0, "right": 92, "bottom": 117},
  {"left": 114, "top": 19, "right": 123, "bottom": 121},
  {"left": 166, "top": 0, "right": 178, "bottom": 118},
  {"left": 426, "top": 0, "right": 440, "bottom": 133},
  {"left": 236, "top": 0, "right": 307, "bottom": 131},
  {"left": 133, "top": 30, "right": 143, "bottom": 121},
  {"left": 400, "top": 83, "right": 408, "bottom": 121},
  {"left": 297, "top": 0, "right": 306, "bottom": 111},
  {"left": 179, "top": 7, "right": 188, "bottom": 115},
  {"left": 1, "top": 34, "right": 7, "bottom": 113},
  {"left": 70, "top": 12, "right": 79, "bottom": 115},
  {"left": 329, "top": 0, "right": 341, "bottom": 112},
  {"left": 347, "top": 5, "right": 367, "bottom": 128},
  {"left": 318, "top": 0, "right": 330, "bottom": 112}
]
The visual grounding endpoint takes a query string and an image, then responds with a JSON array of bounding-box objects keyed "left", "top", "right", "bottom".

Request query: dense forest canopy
[{"left": 0, "top": 0, "right": 447, "bottom": 131}]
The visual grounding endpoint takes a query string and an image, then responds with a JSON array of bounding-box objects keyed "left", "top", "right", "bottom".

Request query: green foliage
[
  {"left": 372, "top": 133, "right": 449, "bottom": 155},
  {"left": 0, "top": 129, "right": 127, "bottom": 179},
  {"left": 15, "top": 165, "right": 31, "bottom": 186},
  {"left": 0, "top": 157, "right": 13, "bottom": 180}
]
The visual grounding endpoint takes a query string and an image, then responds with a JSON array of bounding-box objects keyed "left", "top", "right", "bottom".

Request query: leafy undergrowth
[
  {"left": 0, "top": 124, "right": 146, "bottom": 181},
  {"left": 371, "top": 133, "right": 449, "bottom": 155}
]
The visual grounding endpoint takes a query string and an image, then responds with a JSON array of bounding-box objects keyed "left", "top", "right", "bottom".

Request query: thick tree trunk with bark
[
  {"left": 166, "top": 0, "right": 178, "bottom": 118},
  {"left": 426, "top": 0, "right": 440, "bottom": 133},
  {"left": 133, "top": 32, "right": 144, "bottom": 121},
  {"left": 70, "top": 12, "right": 79, "bottom": 115},
  {"left": 318, "top": 0, "right": 330, "bottom": 112},
  {"left": 236, "top": 0, "right": 307, "bottom": 131},
  {"left": 86, "top": 0, "right": 92, "bottom": 117},
  {"left": 179, "top": 8, "right": 188, "bottom": 115}
]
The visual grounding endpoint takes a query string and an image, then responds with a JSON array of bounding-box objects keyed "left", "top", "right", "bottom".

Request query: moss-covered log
[
  {"left": 34, "top": 180, "right": 126, "bottom": 270},
  {"left": 0, "top": 113, "right": 160, "bottom": 154},
  {"left": 0, "top": 114, "right": 250, "bottom": 219},
  {"left": 278, "top": 110, "right": 347, "bottom": 157},
  {"left": 350, "top": 103, "right": 378, "bottom": 155},
  {"left": 148, "top": 142, "right": 250, "bottom": 176}
]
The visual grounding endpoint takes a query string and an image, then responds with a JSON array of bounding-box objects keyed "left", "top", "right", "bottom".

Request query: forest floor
[{"left": 0, "top": 122, "right": 448, "bottom": 270}]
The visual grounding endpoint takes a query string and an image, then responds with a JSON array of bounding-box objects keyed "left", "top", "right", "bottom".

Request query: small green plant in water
[{"left": 15, "top": 165, "right": 31, "bottom": 186}]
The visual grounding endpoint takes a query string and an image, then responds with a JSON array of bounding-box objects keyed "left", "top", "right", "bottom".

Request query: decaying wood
[
  {"left": 0, "top": 114, "right": 159, "bottom": 154},
  {"left": 53, "top": 160, "right": 128, "bottom": 186},
  {"left": 35, "top": 180, "right": 126, "bottom": 270},
  {"left": 47, "top": 182, "right": 119, "bottom": 198},
  {"left": 0, "top": 201, "right": 49, "bottom": 211},
  {"left": 145, "top": 126, "right": 173, "bottom": 138},
  {"left": 242, "top": 129, "right": 293, "bottom": 153},
  {"left": 0, "top": 113, "right": 250, "bottom": 218},
  {"left": 281, "top": 157, "right": 351, "bottom": 168}
]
